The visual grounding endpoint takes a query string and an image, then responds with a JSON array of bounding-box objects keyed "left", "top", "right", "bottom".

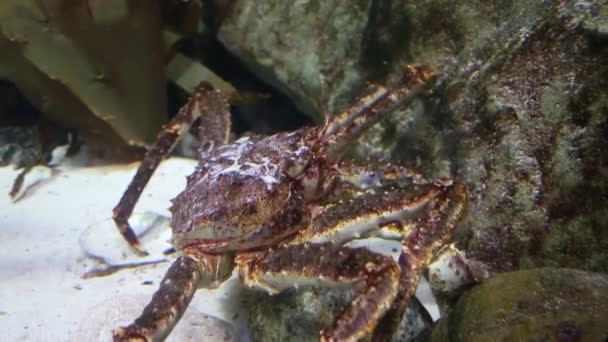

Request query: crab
[{"left": 111, "top": 65, "right": 467, "bottom": 342}]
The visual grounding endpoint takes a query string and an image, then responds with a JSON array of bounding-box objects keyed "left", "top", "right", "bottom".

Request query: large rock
[
  {"left": 218, "top": 1, "right": 372, "bottom": 121},
  {"left": 429, "top": 268, "right": 608, "bottom": 342},
  {"left": 241, "top": 285, "right": 429, "bottom": 342},
  {"left": 217, "top": 1, "right": 608, "bottom": 341},
  {"left": 218, "top": 0, "right": 608, "bottom": 273}
]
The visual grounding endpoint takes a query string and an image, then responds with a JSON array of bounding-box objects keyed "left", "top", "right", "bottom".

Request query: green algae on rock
[
  {"left": 218, "top": 1, "right": 372, "bottom": 122},
  {"left": 429, "top": 268, "right": 608, "bottom": 342}
]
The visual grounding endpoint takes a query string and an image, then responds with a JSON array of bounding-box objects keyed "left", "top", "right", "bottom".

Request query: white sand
[{"left": 0, "top": 159, "right": 246, "bottom": 341}]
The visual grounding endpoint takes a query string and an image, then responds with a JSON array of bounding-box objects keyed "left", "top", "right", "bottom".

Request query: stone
[
  {"left": 218, "top": 0, "right": 608, "bottom": 273},
  {"left": 429, "top": 268, "right": 608, "bottom": 342},
  {"left": 241, "top": 285, "right": 431, "bottom": 342},
  {"left": 218, "top": 1, "right": 372, "bottom": 121},
  {"left": 216, "top": 1, "right": 608, "bottom": 340}
]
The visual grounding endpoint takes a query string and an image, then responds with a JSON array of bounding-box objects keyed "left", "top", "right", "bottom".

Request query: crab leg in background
[
  {"left": 318, "top": 65, "right": 435, "bottom": 162},
  {"left": 112, "top": 83, "right": 230, "bottom": 255}
]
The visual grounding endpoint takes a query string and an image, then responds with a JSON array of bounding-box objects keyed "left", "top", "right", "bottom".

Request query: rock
[
  {"left": 0, "top": 126, "right": 41, "bottom": 168},
  {"left": 217, "top": 2, "right": 608, "bottom": 340},
  {"left": 243, "top": 286, "right": 354, "bottom": 342},
  {"left": 413, "top": 0, "right": 608, "bottom": 273},
  {"left": 242, "top": 285, "right": 431, "bottom": 342},
  {"left": 218, "top": 0, "right": 608, "bottom": 273},
  {"left": 429, "top": 268, "right": 608, "bottom": 342},
  {"left": 216, "top": 1, "right": 560, "bottom": 120}
]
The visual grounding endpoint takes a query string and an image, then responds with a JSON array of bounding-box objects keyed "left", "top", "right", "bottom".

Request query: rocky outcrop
[
  {"left": 429, "top": 268, "right": 608, "bottom": 341},
  {"left": 218, "top": 0, "right": 608, "bottom": 273}
]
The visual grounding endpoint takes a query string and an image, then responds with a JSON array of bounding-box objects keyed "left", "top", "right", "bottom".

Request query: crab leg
[
  {"left": 114, "top": 252, "right": 234, "bottom": 342},
  {"left": 112, "top": 83, "right": 230, "bottom": 254},
  {"left": 237, "top": 243, "right": 400, "bottom": 342},
  {"left": 288, "top": 182, "right": 445, "bottom": 246},
  {"left": 373, "top": 181, "right": 467, "bottom": 341},
  {"left": 320, "top": 65, "right": 435, "bottom": 161},
  {"left": 113, "top": 257, "right": 201, "bottom": 342}
]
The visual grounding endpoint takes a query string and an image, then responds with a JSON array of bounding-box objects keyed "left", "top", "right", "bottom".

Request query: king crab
[{"left": 111, "top": 65, "right": 467, "bottom": 341}]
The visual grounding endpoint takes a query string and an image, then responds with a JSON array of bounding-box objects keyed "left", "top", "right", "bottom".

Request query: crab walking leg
[
  {"left": 372, "top": 181, "right": 467, "bottom": 341},
  {"left": 113, "top": 253, "right": 234, "bottom": 342},
  {"left": 319, "top": 65, "right": 435, "bottom": 162},
  {"left": 113, "top": 257, "right": 200, "bottom": 342},
  {"left": 335, "top": 162, "right": 428, "bottom": 198},
  {"left": 113, "top": 83, "right": 230, "bottom": 254},
  {"left": 288, "top": 182, "right": 446, "bottom": 246},
  {"left": 237, "top": 243, "right": 401, "bottom": 342},
  {"left": 284, "top": 179, "right": 466, "bottom": 340},
  {"left": 322, "top": 83, "right": 393, "bottom": 137},
  {"left": 8, "top": 165, "right": 33, "bottom": 199}
]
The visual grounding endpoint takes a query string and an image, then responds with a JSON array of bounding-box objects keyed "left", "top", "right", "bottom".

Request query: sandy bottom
[{"left": 0, "top": 159, "right": 248, "bottom": 341}]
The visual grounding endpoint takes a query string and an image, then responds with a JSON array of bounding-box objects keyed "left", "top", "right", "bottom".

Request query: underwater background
[{"left": 1, "top": 1, "right": 607, "bottom": 341}]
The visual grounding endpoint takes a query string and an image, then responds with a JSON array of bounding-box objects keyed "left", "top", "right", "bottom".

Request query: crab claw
[{"left": 114, "top": 218, "right": 149, "bottom": 256}]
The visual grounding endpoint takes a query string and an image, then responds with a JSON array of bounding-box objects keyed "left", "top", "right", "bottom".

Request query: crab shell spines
[{"left": 169, "top": 130, "right": 313, "bottom": 251}]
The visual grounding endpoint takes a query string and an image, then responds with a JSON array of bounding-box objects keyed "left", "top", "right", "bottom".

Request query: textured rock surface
[
  {"left": 218, "top": 1, "right": 372, "bottom": 121},
  {"left": 242, "top": 285, "right": 429, "bottom": 342},
  {"left": 381, "top": 1, "right": 608, "bottom": 273},
  {"left": 429, "top": 268, "right": 608, "bottom": 342},
  {"left": 219, "top": 0, "right": 608, "bottom": 274},
  {"left": 242, "top": 287, "right": 355, "bottom": 342},
  {"left": 217, "top": 0, "right": 608, "bottom": 341},
  {"left": 0, "top": 0, "right": 167, "bottom": 147}
]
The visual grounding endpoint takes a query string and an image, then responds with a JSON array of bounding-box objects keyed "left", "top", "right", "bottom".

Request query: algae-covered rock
[
  {"left": 429, "top": 268, "right": 608, "bottom": 342},
  {"left": 217, "top": 1, "right": 552, "bottom": 121},
  {"left": 242, "top": 284, "right": 430, "bottom": 342},
  {"left": 218, "top": 0, "right": 608, "bottom": 273},
  {"left": 0, "top": 0, "right": 167, "bottom": 147},
  {"left": 218, "top": 1, "right": 372, "bottom": 121},
  {"left": 396, "top": 1, "right": 608, "bottom": 273},
  {"left": 243, "top": 287, "right": 355, "bottom": 342}
]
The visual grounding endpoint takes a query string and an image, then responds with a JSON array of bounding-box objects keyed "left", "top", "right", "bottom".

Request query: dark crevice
[
  {"left": 0, "top": 80, "right": 40, "bottom": 126},
  {"left": 360, "top": 0, "right": 413, "bottom": 81},
  {"left": 171, "top": 34, "right": 312, "bottom": 136}
]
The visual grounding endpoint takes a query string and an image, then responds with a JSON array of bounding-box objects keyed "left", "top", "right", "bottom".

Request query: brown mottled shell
[{"left": 169, "top": 131, "right": 311, "bottom": 252}]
